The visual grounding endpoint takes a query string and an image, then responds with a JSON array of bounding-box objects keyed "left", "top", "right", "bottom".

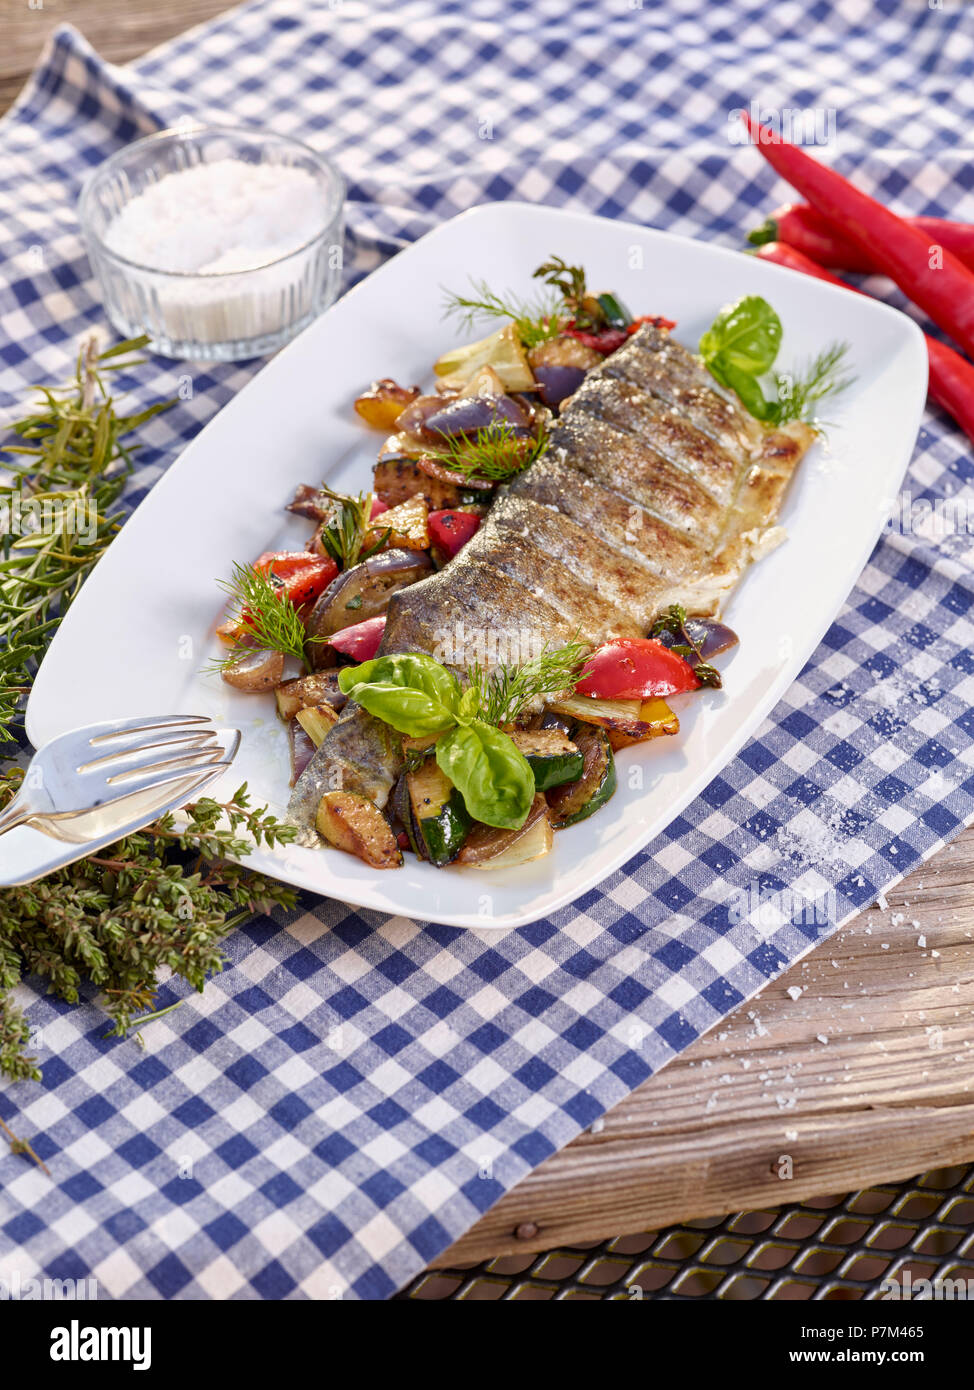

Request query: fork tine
[
  {"left": 87, "top": 714, "right": 212, "bottom": 746},
  {"left": 79, "top": 730, "right": 219, "bottom": 772},
  {"left": 97, "top": 758, "right": 238, "bottom": 803},
  {"left": 104, "top": 745, "right": 227, "bottom": 786}
]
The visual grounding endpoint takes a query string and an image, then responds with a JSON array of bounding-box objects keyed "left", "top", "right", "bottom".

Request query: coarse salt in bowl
[{"left": 79, "top": 125, "right": 345, "bottom": 361}]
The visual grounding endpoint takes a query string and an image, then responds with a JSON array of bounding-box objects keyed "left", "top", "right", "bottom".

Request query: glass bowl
[{"left": 78, "top": 125, "right": 345, "bottom": 362}]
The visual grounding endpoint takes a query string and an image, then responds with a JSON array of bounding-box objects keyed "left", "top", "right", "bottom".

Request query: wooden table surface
[{"left": 5, "top": 0, "right": 974, "bottom": 1267}]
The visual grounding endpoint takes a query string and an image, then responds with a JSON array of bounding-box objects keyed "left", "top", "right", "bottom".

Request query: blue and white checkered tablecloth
[{"left": 3, "top": 0, "right": 974, "bottom": 1300}]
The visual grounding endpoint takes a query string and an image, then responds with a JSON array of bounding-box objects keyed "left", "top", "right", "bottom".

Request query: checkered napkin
[{"left": 3, "top": 0, "right": 974, "bottom": 1300}]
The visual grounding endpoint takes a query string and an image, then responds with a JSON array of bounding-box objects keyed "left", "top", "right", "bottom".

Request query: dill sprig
[
  {"left": 775, "top": 341, "right": 854, "bottom": 426},
  {"left": 470, "top": 638, "right": 590, "bottom": 726},
  {"left": 315, "top": 483, "right": 390, "bottom": 569},
  {"left": 213, "top": 561, "right": 314, "bottom": 669},
  {"left": 441, "top": 277, "right": 562, "bottom": 348},
  {"left": 424, "top": 421, "right": 549, "bottom": 484},
  {"left": 0, "top": 334, "right": 173, "bottom": 741}
]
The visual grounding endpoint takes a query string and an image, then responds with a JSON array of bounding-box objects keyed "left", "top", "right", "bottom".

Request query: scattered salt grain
[{"left": 786, "top": 986, "right": 803, "bottom": 1001}]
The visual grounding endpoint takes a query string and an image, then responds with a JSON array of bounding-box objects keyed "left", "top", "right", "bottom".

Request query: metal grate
[{"left": 399, "top": 1164, "right": 974, "bottom": 1300}]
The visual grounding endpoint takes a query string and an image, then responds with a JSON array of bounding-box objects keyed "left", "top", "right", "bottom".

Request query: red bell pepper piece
[
  {"left": 428, "top": 509, "right": 481, "bottom": 558},
  {"left": 575, "top": 637, "right": 700, "bottom": 700},
  {"left": 742, "top": 111, "right": 974, "bottom": 361},
  {"left": 369, "top": 497, "right": 390, "bottom": 519},
  {"left": 564, "top": 324, "right": 629, "bottom": 354},
  {"left": 750, "top": 202, "right": 974, "bottom": 276},
  {"left": 254, "top": 551, "right": 338, "bottom": 606},
  {"left": 752, "top": 241, "right": 974, "bottom": 449},
  {"left": 328, "top": 615, "right": 386, "bottom": 662},
  {"left": 626, "top": 314, "right": 677, "bottom": 335}
]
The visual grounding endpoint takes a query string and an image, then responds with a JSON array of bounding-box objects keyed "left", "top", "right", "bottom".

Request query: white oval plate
[{"left": 27, "top": 203, "right": 927, "bottom": 929}]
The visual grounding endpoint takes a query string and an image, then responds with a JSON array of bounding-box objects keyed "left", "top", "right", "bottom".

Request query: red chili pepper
[
  {"left": 328, "top": 614, "right": 386, "bottom": 662},
  {"left": 753, "top": 242, "right": 974, "bottom": 447},
  {"left": 564, "top": 324, "right": 629, "bottom": 353},
  {"left": 626, "top": 314, "right": 677, "bottom": 335},
  {"left": 428, "top": 509, "right": 481, "bottom": 558},
  {"left": 743, "top": 111, "right": 974, "bottom": 360},
  {"left": 254, "top": 551, "right": 338, "bottom": 606},
  {"left": 750, "top": 202, "right": 974, "bottom": 276},
  {"left": 575, "top": 637, "right": 699, "bottom": 700}
]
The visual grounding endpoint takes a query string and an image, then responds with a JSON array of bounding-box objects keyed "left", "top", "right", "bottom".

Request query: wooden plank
[
  {"left": 0, "top": 0, "right": 237, "bottom": 114},
  {"left": 434, "top": 823, "right": 974, "bottom": 1265}
]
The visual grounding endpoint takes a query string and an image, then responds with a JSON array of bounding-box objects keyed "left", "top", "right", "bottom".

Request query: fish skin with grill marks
[{"left": 288, "top": 323, "right": 813, "bottom": 842}]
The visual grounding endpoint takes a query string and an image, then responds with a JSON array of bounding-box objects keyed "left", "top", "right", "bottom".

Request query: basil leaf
[
  {"left": 345, "top": 680, "right": 457, "bottom": 737},
  {"left": 699, "top": 295, "right": 782, "bottom": 376},
  {"left": 457, "top": 686, "right": 480, "bottom": 722},
  {"left": 339, "top": 652, "right": 462, "bottom": 713},
  {"left": 435, "top": 720, "right": 535, "bottom": 830},
  {"left": 707, "top": 355, "right": 779, "bottom": 422}
]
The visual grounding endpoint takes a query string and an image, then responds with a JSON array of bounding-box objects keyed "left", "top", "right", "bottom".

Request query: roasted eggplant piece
[
  {"left": 546, "top": 727, "right": 616, "bottom": 828},
  {"left": 509, "top": 728, "right": 583, "bottom": 792},
  {"left": 406, "top": 757, "right": 471, "bottom": 866},
  {"left": 288, "top": 718, "right": 317, "bottom": 787},
  {"left": 315, "top": 791, "right": 403, "bottom": 869},
  {"left": 287, "top": 483, "right": 336, "bottom": 522},
  {"left": 305, "top": 547, "right": 433, "bottom": 666}
]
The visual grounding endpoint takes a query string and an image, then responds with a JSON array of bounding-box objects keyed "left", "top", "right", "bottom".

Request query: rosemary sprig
[
  {"left": 212, "top": 561, "right": 314, "bottom": 669},
  {"left": 470, "top": 638, "right": 590, "bottom": 726},
  {"left": 441, "top": 278, "right": 562, "bottom": 348},
  {"left": 774, "top": 341, "right": 854, "bottom": 426},
  {"left": 424, "top": 421, "right": 549, "bottom": 484},
  {"left": 0, "top": 333, "right": 173, "bottom": 740},
  {"left": 316, "top": 483, "right": 390, "bottom": 569}
]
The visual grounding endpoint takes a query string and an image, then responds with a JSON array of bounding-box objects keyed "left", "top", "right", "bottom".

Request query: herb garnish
[
  {"left": 315, "top": 484, "right": 390, "bottom": 570},
  {"left": 698, "top": 295, "right": 853, "bottom": 426},
  {"left": 0, "top": 334, "right": 173, "bottom": 740},
  {"left": 650, "top": 604, "right": 721, "bottom": 688},
  {"left": 212, "top": 561, "right": 316, "bottom": 669},
  {"left": 424, "top": 421, "right": 549, "bottom": 484},
  {"left": 0, "top": 337, "right": 296, "bottom": 1093},
  {"left": 441, "top": 278, "right": 562, "bottom": 348},
  {"left": 469, "top": 639, "right": 590, "bottom": 724}
]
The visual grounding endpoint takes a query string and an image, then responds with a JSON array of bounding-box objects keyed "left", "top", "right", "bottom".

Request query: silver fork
[{"left": 0, "top": 714, "right": 241, "bottom": 837}]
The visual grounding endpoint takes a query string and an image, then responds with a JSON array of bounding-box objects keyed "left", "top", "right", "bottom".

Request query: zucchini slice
[
  {"left": 510, "top": 728, "right": 584, "bottom": 792},
  {"left": 546, "top": 726, "right": 616, "bottom": 828},
  {"left": 315, "top": 792, "right": 403, "bottom": 869},
  {"left": 469, "top": 813, "right": 553, "bottom": 870},
  {"left": 407, "top": 756, "right": 471, "bottom": 866}
]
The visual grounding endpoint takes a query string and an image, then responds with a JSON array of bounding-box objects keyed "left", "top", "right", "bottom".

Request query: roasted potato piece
[
  {"left": 221, "top": 649, "right": 284, "bottom": 691},
  {"left": 354, "top": 379, "right": 421, "bottom": 431},
  {"left": 315, "top": 792, "right": 403, "bottom": 869},
  {"left": 275, "top": 671, "right": 347, "bottom": 721},
  {"left": 366, "top": 495, "right": 429, "bottom": 552}
]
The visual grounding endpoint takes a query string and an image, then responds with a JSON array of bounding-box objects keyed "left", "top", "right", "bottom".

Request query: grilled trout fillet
[{"left": 289, "top": 324, "right": 813, "bottom": 842}]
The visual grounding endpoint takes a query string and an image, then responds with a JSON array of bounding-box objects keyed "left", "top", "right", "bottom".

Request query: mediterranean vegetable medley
[{"left": 212, "top": 256, "right": 849, "bottom": 872}]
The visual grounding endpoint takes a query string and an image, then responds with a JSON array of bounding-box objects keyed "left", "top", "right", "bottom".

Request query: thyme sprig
[
  {"left": 470, "top": 638, "right": 590, "bottom": 726},
  {"left": 441, "top": 278, "right": 562, "bottom": 348},
  {"left": 0, "top": 779, "right": 297, "bottom": 1084},
  {"left": 424, "top": 421, "right": 549, "bottom": 484}
]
